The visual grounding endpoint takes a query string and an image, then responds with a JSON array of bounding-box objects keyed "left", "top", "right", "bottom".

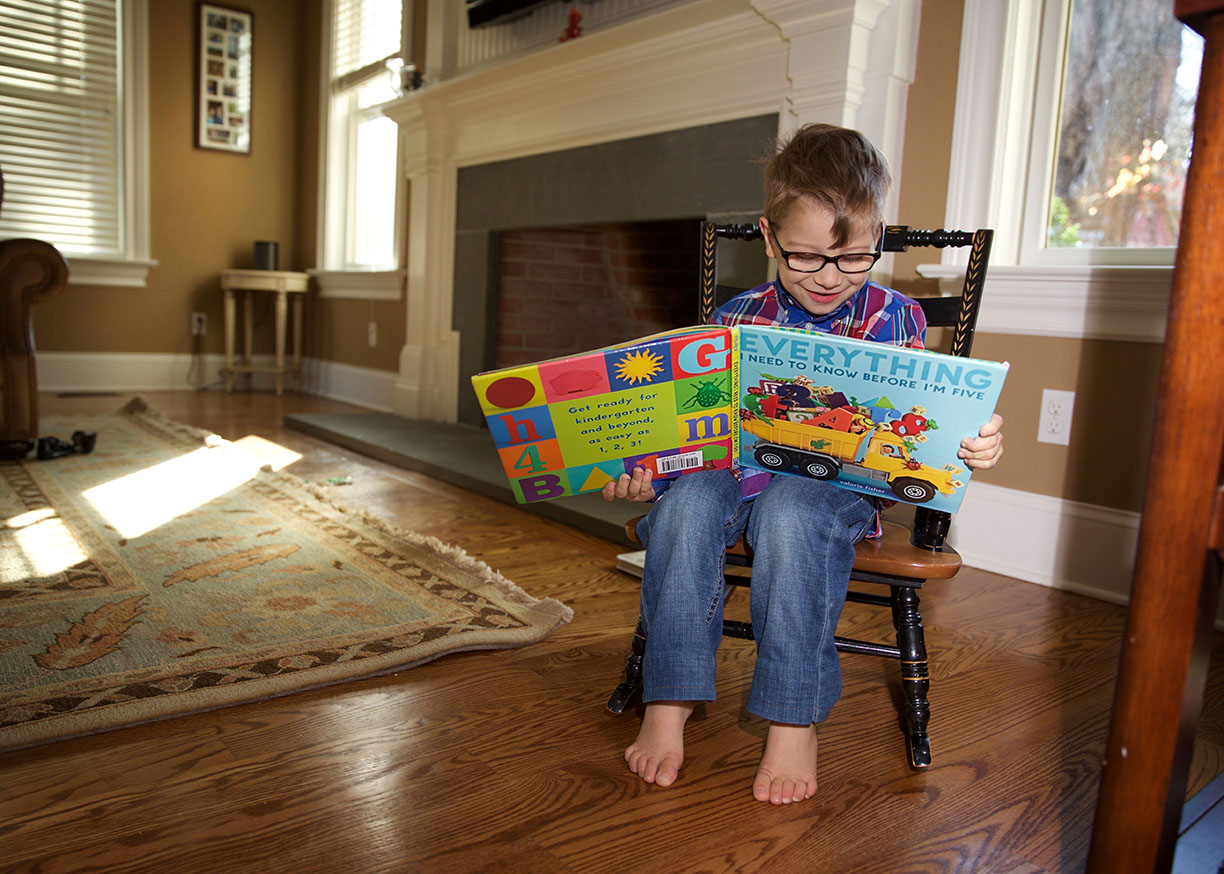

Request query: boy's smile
[{"left": 760, "top": 201, "right": 879, "bottom": 318}]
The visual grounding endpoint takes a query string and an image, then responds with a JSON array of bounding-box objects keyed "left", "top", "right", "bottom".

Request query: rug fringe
[{"left": 293, "top": 475, "right": 574, "bottom": 624}]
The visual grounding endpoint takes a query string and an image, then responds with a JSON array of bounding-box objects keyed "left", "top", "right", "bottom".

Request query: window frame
[
  {"left": 920, "top": 0, "right": 1195, "bottom": 341},
  {"left": 312, "top": 0, "right": 408, "bottom": 301},
  {"left": 0, "top": 0, "right": 154, "bottom": 287}
]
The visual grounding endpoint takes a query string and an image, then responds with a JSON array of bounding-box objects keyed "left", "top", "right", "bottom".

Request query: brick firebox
[{"left": 493, "top": 220, "right": 699, "bottom": 369}]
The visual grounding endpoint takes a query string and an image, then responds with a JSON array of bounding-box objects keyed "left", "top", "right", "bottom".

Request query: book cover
[
  {"left": 735, "top": 324, "right": 1008, "bottom": 513},
  {"left": 471, "top": 326, "right": 738, "bottom": 503}
]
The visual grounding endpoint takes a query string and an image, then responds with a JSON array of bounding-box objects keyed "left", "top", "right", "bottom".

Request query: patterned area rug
[{"left": 0, "top": 399, "right": 572, "bottom": 752}]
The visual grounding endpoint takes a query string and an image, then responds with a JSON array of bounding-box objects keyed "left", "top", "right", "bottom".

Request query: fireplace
[
  {"left": 383, "top": 0, "right": 921, "bottom": 424},
  {"left": 454, "top": 115, "right": 776, "bottom": 426}
]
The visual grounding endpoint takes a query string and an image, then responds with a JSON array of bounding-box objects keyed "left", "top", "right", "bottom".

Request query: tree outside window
[{"left": 1048, "top": 0, "right": 1203, "bottom": 250}]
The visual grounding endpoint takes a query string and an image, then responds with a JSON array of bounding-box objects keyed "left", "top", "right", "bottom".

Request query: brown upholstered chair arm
[
  {"left": 0, "top": 238, "right": 67, "bottom": 307},
  {"left": 1, "top": 237, "right": 68, "bottom": 446}
]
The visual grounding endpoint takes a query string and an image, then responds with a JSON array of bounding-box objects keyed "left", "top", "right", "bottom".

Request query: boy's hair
[{"left": 763, "top": 124, "right": 891, "bottom": 248}]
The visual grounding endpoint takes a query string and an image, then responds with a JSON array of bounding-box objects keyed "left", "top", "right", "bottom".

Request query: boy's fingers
[
  {"left": 627, "top": 469, "right": 652, "bottom": 501},
  {"left": 960, "top": 433, "right": 1004, "bottom": 469}
]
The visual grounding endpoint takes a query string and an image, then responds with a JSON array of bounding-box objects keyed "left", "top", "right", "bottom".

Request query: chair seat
[{"left": 624, "top": 515, "right": 961, "bottom": 583}]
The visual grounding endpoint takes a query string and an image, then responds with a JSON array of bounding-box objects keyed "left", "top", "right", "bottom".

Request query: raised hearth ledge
[{"left": 382, "top": 0, "right": 920, "bottom": 423}]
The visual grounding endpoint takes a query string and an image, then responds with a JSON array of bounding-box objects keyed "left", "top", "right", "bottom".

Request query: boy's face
[{"left": 760, "top": 201, "right": 879, "bottom": 317}]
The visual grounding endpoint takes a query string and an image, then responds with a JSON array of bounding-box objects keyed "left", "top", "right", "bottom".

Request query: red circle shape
[{"left": 484, "top": 376, "right": 536, "bottom": 409}]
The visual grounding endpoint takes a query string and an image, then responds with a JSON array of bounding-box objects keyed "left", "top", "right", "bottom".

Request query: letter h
[{"left": 496, "top": 412, "right": 540, "bottom": 444}]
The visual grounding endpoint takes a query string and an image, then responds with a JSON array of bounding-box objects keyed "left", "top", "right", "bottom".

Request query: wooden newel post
[{"left": 1086, "top": 4, "right": 1224, "bottom": 872}]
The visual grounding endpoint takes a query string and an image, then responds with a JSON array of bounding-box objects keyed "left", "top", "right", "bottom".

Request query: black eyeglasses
[{"left": 768, "top": 227, "right": 882, "bottom": 275}]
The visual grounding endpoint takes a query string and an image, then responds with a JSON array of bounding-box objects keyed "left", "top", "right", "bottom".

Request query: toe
[{"left": 655, "top": 756, "right": 680, "bottom": 787}]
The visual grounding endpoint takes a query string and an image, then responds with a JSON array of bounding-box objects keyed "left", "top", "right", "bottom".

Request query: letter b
[{"left": 518, "top": 474, "right": 566, "bottom": 502}]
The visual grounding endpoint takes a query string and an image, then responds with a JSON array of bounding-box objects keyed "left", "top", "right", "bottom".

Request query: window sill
[
  {"left": 916, "top": 262, "right": 1172, "bottom": 343},
  {"left": 66, "top": 256, "right": 159, "bottom": 288},
  {"left": 310, "top": 269, "right": 405, "bottom": 301}
]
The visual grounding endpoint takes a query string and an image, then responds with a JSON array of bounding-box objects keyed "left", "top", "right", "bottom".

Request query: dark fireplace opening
[
  {"left": 492, "top": 219, "right": 700, "bottom": 369},
  {"left": 452, "top": 113, "right": 779, "bottom": 427}
]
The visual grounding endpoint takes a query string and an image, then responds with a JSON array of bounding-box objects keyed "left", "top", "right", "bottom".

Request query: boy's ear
[{"left": 759, "top": 216, "right": 777, "bottom": 259}]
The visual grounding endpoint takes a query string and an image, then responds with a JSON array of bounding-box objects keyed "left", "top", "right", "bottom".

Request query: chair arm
[{"left": 1, "top": 238, "right": 68, "bottom": 446}]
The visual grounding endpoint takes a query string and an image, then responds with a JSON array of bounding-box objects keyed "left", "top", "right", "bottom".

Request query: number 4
[{"left": 512, "top": 444, "right": 548, "bottom": 473}]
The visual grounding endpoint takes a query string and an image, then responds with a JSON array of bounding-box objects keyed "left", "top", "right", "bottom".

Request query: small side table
[{"left": 220, "top": 269, "right": 309, "bottom": 394}]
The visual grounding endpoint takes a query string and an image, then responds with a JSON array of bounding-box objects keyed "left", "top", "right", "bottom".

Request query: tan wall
[
  {"left": 35, "top": 0, "right": 307, "bottom": 359},
  {"left": 32, "top": 0, "right": 404, "bottom": 374},
  {"left": 892, "top": 0, "right": 1160, "bottom": 513}
]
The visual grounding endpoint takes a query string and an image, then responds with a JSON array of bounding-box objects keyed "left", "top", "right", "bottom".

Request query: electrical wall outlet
[
  {"left": 191, "top": 312, "right": 207, "bottom": 336},
  {"left": 368, "top": 320, "right": 377, "bottom": 348},
  {"left": 1038, "top": 388, "right": 1075, "bottom": 446}
]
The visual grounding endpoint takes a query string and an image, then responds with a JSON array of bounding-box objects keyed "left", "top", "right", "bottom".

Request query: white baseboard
[
  {"left": 39, "top": 352, "right": 396, "bottom": 412},
  {"left": 298, "top": 358, "right": 397, "bottom": 412},
  {"left": 40, "top": 352, "right": 230, "bottom": 393},
  {"left": 951, "top": 481, "right": 1224, "bottom": 629}
]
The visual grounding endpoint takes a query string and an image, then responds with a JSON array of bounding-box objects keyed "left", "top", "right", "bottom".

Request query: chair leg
[
  {"left": 607, "top": 617, "right": 646, "bottom": 714},
  {"left": 891, "top": 586, "right": 932, "bottom": 769}
]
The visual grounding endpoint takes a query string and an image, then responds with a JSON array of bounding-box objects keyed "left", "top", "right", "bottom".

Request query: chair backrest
[{"left": 697, "top": 221, "right": 995, "bottom": 550}]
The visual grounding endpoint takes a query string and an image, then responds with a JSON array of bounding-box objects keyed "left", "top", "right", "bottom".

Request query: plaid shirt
[
  {"left": 710, "top": 276, "right": 927, "bottom": 350},
  {"left": 652, "top": 277, "right": 927, "bottom": 522}
]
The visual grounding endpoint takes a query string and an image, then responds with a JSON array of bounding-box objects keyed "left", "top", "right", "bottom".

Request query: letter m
[{"left": 685, "top": 413, "right": 729, "bottom": 440}]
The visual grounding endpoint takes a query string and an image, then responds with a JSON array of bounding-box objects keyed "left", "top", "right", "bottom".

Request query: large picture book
[
  {"left": 472, "top": 324, "right": 1008, "bottom": 512},
  {"left": 471, "top": 326, "right": 738, "bottom": 504}
]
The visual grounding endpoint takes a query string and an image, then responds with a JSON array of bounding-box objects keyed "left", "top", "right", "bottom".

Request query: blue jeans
[{"left": 635, "top": 469, "right": 876, "bottom": 725}]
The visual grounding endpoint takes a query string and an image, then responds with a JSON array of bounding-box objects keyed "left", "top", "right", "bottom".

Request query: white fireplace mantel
[{"left": 382, "top": 0, "right": 920, "bottom": 423}]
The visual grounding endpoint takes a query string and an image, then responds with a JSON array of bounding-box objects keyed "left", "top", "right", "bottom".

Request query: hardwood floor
[{"left": 3, "top": 390, "right": 1222, "bottom": 873}]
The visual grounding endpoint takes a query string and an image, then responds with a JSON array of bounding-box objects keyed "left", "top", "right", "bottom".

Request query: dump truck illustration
[{"left": 740, "top": 410, "right": 964, "bottom": 503}]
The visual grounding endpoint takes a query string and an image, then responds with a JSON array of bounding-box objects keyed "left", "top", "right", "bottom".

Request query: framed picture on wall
[{"left": 195, "top": 3, "right": 252, "bottom": 154}]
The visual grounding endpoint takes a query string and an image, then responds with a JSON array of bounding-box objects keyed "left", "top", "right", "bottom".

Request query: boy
[{"left": 602, "top": 124, "right": 1004, "bottom": 805}]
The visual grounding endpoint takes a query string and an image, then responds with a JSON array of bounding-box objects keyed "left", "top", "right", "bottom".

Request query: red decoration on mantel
[{"left": 560, "top": 7, "right": 582, "bottom": 41}]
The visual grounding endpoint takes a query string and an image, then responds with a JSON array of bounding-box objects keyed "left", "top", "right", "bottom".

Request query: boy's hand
[
  {"left": 602, "top": 467, "right": 656, "bottom": 502},
  {"left": 958, "top": 413, "right": 1004, "bottom": 470}
]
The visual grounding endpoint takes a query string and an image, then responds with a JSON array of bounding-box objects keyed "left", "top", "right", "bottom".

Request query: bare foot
[
  {"left": 624, "top": 701, "right": 695, "bottom": 787},
  {"left": 752, "top": 722, "right": 819, "bottom": 804}
]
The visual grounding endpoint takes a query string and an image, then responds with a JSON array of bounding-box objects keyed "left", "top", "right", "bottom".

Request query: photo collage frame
[{"left": 196, "top": 3, "right": 252, "bottom": 153}]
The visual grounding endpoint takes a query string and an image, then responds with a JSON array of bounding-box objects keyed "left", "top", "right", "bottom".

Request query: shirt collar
[{"left": 773, "top": 273, "right": 866, "bottom": 329}]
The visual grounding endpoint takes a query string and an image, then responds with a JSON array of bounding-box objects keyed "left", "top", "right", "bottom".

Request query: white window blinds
[
  {"left": 331, "top": 0, "right": 402, "bottom": 89},
  {"left": 0, "top": 0, "right": 124, "bottom": 258}
]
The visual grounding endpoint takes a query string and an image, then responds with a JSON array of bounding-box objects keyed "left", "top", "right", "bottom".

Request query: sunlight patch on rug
[
  {"left": 4, "top": 508, "right": 89, "bottom": 581},
  {"left": 83, "top": 441, "right": 267, "bottom": 538}
]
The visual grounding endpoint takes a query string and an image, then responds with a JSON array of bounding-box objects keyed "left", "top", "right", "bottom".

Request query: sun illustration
[{"left": 614, "top": 349, "right": 664, "bottom": 385}]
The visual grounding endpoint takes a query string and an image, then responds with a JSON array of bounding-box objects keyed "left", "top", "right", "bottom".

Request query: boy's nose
[{"left": 812, "top": 261, "right": 843, "bottom": 284}]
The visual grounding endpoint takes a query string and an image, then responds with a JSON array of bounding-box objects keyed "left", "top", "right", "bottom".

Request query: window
[
  {"left": 0, "top": 0, "right": 152, "bottom": 286},
  {"left": 926, "top": 0, "right": 1202, "bottom": 341},
  {"left": 315, "top": 0, "right": 408, "bottom": 299},
  {"left": 1031, "top": 0, "right": 1202, "bottom": 263}
]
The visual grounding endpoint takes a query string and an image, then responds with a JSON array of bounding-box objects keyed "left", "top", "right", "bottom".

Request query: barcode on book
[{"left": 656, "top": 451, "right": 704, "bottom": 475}]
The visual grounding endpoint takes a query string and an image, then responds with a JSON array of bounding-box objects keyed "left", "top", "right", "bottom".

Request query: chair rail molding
[
  {"left": 918, "top": 263, "right": 1173, "bottom": 342},
  {"left": 382, "top": 0, "right": 920, "bottom": 422}
]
